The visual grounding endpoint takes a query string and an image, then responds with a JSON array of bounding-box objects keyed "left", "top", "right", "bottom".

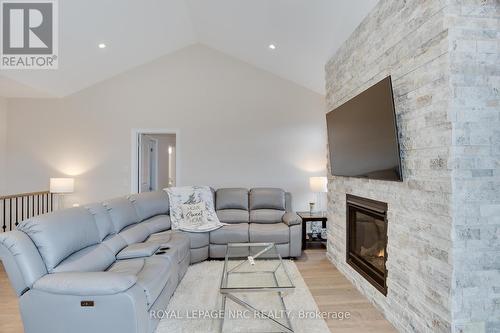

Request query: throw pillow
[
  {"left": 181, "top": 202, "right": 207, "bottom": 226},
  {"left": 165, "top": 186, "right": 223, "bottom": 232}
]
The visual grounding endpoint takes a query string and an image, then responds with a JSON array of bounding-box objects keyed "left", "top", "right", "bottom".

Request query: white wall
[
  {"left": 6, "top": 45, "right": 326, "bottom": 210},
  {"left": 0, "top": 97, "right": 6, "bottom": 195}
]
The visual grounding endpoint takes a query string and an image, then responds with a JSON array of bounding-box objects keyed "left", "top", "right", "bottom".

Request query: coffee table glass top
[{"left": 220, "top": 243, "right": 294, "bottom": 291}]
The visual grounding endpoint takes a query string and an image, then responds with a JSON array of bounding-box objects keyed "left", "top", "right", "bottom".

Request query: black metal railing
[{"left": 1, "top": 191, "right": 54, "bottom": 232}]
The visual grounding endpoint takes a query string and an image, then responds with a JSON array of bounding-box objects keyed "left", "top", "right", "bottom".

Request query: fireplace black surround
[{"left": 346, "top": 194, "right": 388, "bottom": 295}]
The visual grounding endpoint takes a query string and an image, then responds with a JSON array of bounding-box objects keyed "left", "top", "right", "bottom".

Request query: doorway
[
  {"left": 139, "top": 135, "right": 158, "bottom": 192},
  {"left": 132, "top": 130, "right": 177, "bottom": 193}
]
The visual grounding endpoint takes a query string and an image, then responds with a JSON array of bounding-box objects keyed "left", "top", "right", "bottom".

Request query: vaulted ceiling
[{"left": 0, "top": 0, "right": 378, "bottom": 98}]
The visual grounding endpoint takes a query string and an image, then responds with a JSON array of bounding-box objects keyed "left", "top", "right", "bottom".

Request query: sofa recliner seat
[
  {"left": 210, "top": 223, "right": 249, "bottom": 244},
  {"left": 249, "top": 223, "right": 289, "bottom": 244},
  {"left": 108, "top": 256, "right": 175, "bottom": 309},
  {"left": 0, "top": 187, "right": 302, "bottom": 333}
]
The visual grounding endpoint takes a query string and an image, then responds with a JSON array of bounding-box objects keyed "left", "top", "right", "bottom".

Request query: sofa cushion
[
  {"left": 118, "top": 223, "right": 151, "bottom": 245},
  {"left": 53, "top": 244, "right": 116, "bottom": 273},
  {"left": 180, "top": 231, "right": 209, "bottom": 248},
  {"left": 210, "top": 224, "right": 249, "bottom": 245},
  {"left": 129, "top": 191, "right": 169, "bottom": 221},
  {"left": 141, "top": 215, "right": 171, "bottom": 234},
  {"left": 107, "top": 257, "right": 143, "bottom": 277},
  {"left": 103, "top": 197, "right": 140, "bottom": 233},
  {"left": 17, "top": 208, "right": 100, "bottom": 272},
  {"left": 102, "top": 234, "right": 128, "bottom": 255},
  {"left": 33, "top": 271, "right": 137, "bottom": 296},
  {"left": 249, "top": 223, "right": 289, "bottom": 244},
  {"left": 216, "top": 209, "right": 249, "bottom": 224},
  {"left": 249, "top": 188, "right": 285, "bottom": 210},
  {"left": 250, "top": 209, "right": 285, "bottom": 224},
  {"left": 216, "top": 188, "right": 248, "bottom": 210},
  {"left": 85, "top": 202, "right": 114, "bottom": 241},
  {"left": 108, "top": 257, "right": 173, "bottom": 309},
  {"left": 146, "top": 231, "right": 172, "bottom": 244}
]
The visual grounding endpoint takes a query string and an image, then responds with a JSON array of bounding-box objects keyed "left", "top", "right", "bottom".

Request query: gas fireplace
[{"left": 346, "top": 194, "right": 388, "bottom": 295}]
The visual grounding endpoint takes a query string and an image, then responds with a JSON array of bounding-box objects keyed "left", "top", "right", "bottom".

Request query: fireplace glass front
[{"left": 346, "top": 195, "right": 388, "bottom": 295}]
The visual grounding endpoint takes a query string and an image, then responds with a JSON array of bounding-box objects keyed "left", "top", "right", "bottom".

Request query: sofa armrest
[
  {"left": 282, "top": 212, "right": 301, "bottom": 226},
  {"left": 116, "top": 243, "right": 160, "bottom": 260},
  {"left": 33, "top": 272, "right": 137, "bottom": 296}
]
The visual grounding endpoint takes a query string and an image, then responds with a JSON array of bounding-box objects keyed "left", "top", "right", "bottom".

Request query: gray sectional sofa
[{"left": 0, "top": 187, "right": 301, "bottom": 333}]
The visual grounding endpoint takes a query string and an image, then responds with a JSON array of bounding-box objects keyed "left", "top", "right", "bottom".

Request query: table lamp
[{"left": 309, "top": 176, "right": 327, "bottom": 214}]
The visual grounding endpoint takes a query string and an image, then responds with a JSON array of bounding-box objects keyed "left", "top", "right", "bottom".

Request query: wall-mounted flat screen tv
[{"left": 326, "top": 76, "right": 402, "bottom": 181}]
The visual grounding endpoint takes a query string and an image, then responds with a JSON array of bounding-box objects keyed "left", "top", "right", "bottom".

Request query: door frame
[{"left": 131, "top": 129, "right": 180, "bottom": 194}]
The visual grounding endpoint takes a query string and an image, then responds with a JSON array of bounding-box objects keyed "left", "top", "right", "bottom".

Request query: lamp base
[{"left": 308, "top": 202, "right": 316, "bottom": 215}]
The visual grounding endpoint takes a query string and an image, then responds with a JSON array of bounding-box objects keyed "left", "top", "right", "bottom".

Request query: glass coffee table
[{"left": 219, "top": 243, "right": 295, "bottom": 332}]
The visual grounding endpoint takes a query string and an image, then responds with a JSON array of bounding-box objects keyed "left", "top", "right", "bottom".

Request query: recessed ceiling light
[
  {"left": 98, "top": 43, "right": 107, "bottom": 49},
  {"left": 268, "top": 44, "right": 276, "bottom": 50}
]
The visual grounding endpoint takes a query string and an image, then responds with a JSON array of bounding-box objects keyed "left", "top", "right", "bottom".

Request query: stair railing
[{"left": 0, "top": 191, "right": 54, "bottom": 232}]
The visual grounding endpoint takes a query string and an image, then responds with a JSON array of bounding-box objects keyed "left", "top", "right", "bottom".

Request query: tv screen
[{"left": 326, "top": 76, "right": 402, "bottom": 181}]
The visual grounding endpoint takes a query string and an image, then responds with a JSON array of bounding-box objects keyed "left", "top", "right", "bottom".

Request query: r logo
[
  {"left": 2, "top": 2, "right": 53, "bottom": 54},
  {"left": 1, "top": 0, "right": 58, "bottom": 69}
]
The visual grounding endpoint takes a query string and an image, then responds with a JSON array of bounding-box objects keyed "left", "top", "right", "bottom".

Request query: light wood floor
[
  {"left": 0, "top": 262, "right": 23, "bottom": 333},
  {"left": 0, "top": 249, "right": 395, "bottom": 333},
  {"left": 295, "top": 249, "right": 396, "bottom": 332}
]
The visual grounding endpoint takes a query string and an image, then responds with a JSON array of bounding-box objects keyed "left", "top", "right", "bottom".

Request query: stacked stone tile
[
  {"left": 447, "top": 0, "right": 500, "bottom": 332},
  {"left": 325, "top": 0, "right": 499, "bottom": 332}
]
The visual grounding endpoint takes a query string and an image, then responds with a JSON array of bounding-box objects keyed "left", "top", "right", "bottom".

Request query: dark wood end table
[{"left": 297, "top": 211, "right": 327, "bottom": 250}]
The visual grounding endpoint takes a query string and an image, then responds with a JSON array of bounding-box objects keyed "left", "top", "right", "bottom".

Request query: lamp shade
[
  {"left": 309, "top": 177, "right": 327, "bottom": 193},
  {"left": 50, "top": 178, "right": 74, "bottom": 194}
]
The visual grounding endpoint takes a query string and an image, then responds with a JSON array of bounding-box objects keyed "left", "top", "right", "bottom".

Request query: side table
[{"left": 297, "top": 211, "right": 327, "bottom": 250}]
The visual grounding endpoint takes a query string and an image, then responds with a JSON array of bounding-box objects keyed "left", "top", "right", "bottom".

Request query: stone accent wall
[
  {"left": 325, "top": 0, "right": 499, "bottom": 332},
  {"left": 447, "top": 1, "right": 500, "bottom": 332}
]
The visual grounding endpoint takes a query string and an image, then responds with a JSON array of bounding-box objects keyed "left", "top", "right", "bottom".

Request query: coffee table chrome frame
[{"left": 219, "top": 243, "right": 295, "bottom": 333}]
